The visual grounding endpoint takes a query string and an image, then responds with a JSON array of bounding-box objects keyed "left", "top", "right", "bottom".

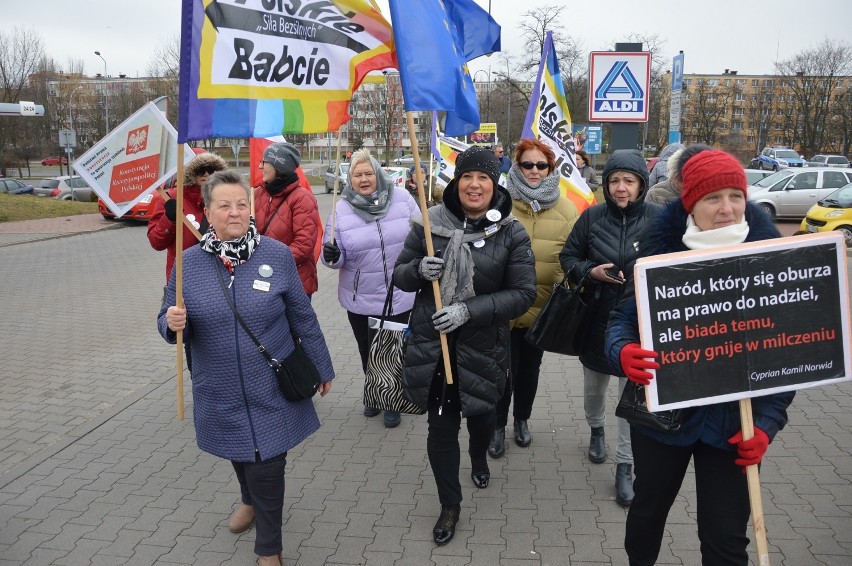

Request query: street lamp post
[
  {"left": 94, "top": 51, "right": 109, "bottom": 134},
  {"left": 68, "top": 85, "right": 83, "bottom": 172},
  {"left": 473, "top": 69, "right": 491, "bottom": 124}
]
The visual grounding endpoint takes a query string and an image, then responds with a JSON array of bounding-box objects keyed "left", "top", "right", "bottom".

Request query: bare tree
[
  {"left": 682, "top": 78, "right": 733, "bottom": 146},
  {"left": 0, "top": 27, "right": 46, "bottom": 175},
  {"left": 775, "top": 40, "right": 852, "bottom": 156},
  {"left": 146, "top": 34, "right": 181, "bottom": 129}
]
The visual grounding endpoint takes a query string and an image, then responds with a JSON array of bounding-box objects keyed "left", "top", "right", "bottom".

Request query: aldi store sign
[{"left": 588, "top": 52, "right": 651, "bottom": 122}]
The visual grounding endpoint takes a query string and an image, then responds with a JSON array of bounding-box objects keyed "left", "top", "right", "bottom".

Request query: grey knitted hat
[{"left": 262, "top": 142, "right": 301, "bottom": 175}]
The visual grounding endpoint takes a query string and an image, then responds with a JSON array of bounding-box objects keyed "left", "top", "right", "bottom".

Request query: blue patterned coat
[{"left": 158, "top": 237, "right": 334, "bottom": 462}]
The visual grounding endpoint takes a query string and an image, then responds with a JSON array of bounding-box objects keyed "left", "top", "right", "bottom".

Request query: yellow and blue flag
[
  {"left": 388, "top": 0, "right": 500, "bottom": 137},
  {"left": 522, "top": 31, "right": 593, "bottom": 212}
]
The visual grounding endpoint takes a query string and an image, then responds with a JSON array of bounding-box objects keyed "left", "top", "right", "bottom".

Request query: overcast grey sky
[{"left": 5, "top": 0, "right": 851, "bottom": 79}]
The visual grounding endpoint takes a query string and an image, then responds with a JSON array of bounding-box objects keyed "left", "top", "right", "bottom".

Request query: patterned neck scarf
[{"left": 200, "top": 217, "right": 260, "bottom": 285}]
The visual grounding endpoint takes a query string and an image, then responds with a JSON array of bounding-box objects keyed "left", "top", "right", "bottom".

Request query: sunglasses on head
[{"left": 519, "top": 161, "right": 549, "bottom": 171}]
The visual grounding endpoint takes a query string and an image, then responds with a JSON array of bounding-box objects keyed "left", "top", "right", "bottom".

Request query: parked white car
[{"left": 747, "top": 167, "right": 852, "bottom": 219}]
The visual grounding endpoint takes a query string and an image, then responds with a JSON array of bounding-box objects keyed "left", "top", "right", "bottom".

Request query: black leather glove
[
  {"left": 323, "top": 241, "right": 341, "bottom": 264},
  {"left": 163, "top": 198, "right": 177, "bottom": 222}
]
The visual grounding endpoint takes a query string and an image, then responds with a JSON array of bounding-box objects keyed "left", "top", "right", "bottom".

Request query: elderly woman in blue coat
[
  {"left": 321, "top": 148, "right": 419, "bottom": 428},
  {"left": 158, "top": 170, "right": 334, "bottom": 566}
]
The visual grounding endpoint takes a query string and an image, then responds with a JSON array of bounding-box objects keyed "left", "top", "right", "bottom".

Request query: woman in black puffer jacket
[
  {"left": 393, "top": 146, "right": 536, "bottom": 546},
  {"left": 559, "top": 149, "right": 660, "bottom": 506}
]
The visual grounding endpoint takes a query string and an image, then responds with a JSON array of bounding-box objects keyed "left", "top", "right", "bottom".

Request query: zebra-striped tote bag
[{"left": 364, "top": 318, "right": 426, "bottom": 415}]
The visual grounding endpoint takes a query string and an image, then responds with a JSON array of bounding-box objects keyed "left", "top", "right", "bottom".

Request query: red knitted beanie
[{"left": 680, "top": 150, "right": 746, "bottom": 213}]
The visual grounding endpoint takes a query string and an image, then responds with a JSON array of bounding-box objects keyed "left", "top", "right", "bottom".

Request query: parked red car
[
  {"left": 41, "top": 156, "right": 68, "bottom": 166},
  {"left": 98, "top": 192, "right": 158, "bottom": 222}
]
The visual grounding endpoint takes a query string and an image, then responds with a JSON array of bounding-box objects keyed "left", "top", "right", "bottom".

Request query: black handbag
[
  {"left": 215, "top": 262, "right": 321, "bottom": 402},
  {"left": 525, "top": 276, "right": 599, "bottom": 355},
  {"left": 615, "top": 381, "right": 684, "bottom": 433}
]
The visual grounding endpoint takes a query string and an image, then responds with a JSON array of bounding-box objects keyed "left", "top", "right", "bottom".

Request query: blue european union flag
[{"left": 388, "top": 0, "right": 501, "bottom": 137}]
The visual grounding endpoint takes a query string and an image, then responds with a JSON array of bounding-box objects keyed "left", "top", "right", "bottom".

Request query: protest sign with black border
[{"left": 635, "top": 232, "right": 851, "bottom": 411}]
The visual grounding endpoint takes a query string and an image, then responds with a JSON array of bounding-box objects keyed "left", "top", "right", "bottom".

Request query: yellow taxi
[{"left": 800, "top": 183, "right": 852, "bottom": 246}]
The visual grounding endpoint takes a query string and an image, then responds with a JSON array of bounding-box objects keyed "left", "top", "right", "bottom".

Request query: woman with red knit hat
[{"left": 606, "top": 149, "right": 796, "bottom": 565}]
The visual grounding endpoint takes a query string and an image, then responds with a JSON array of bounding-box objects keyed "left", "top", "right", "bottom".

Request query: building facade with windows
[{"left": 663, "top": 69, "right": 851, "bottom": 160}]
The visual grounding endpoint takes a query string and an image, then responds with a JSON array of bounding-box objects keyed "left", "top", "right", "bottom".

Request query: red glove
[
  {"left": 728, "top": 427, "right": 770, "bottom": 469},
  {"left": 619, "top": 343, "right": 660, "bottom": 385}
]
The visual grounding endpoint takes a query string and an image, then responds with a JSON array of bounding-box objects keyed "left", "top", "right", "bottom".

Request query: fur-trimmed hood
[{"left": 184, "top": 152, "right": 228, "bottom": 185}]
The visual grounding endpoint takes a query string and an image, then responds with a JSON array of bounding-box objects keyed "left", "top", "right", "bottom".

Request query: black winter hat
[
  {"left": 262, "top": 142, "right": 301, "bottom": 175},
  {"left": 454, "top": 145, "right": 501, "bottom": 189},
  {"left": 602, "top": 149, "right": 649, "bottom": 190}
]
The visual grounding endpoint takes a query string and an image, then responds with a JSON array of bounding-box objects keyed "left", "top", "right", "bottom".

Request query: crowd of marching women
[{"left": 156, "top": 142, "right": 792, "bottom": 565}]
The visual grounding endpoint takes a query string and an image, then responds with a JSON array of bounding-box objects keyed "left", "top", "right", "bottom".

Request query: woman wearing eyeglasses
[
  {"left": 320, "top": 149, "right": 419, "bottom": 428},
  {"left": 489, "top": 139, "right": 579, "bottom": 458},
  {"left": 559, "top": 149, "right": 660, "bottom": 507}
]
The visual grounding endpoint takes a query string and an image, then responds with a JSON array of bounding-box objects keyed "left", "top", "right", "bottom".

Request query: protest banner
[
  {"left": 178, "top": 0, "right": 395, "bottom": 141},
  {"left": 636, "top": 232, "right": 851, "bottom": 411},
  {"left": 522, "top": 31, "right": 593, "bottom": 213},
  {"left": 74, "top": 102, "right": 194, "bottom": 218}
]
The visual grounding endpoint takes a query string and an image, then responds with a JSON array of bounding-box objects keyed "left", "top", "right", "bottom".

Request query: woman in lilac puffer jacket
[{"left": 321, "top": 149, "right": 419, "bottom": 427}]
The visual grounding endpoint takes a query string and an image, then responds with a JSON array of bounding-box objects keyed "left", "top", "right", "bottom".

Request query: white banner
[{"left": 74, "top": 102, "right": 194, "bottom": 218}]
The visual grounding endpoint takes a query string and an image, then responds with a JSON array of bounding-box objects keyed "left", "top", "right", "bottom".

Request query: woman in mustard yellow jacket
[{"left": 490, "top": 139, "right": 580, "bottom": 457}]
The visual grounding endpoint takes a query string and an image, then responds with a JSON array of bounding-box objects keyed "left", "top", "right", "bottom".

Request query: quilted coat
[
  {"left": 605, "top": 200, "right": 794, "bottom": 449},
  {"left": 321, "top": 186, "right": 419, "bottom": 315},
  {"left": 254, "top": 180, "right": 322, "bottom": 295},
  {"left": 559, "top": 149, "right": 660, "bottom": 373},
  {"left": 510, "top": 196, "right": 579, "bottom": 328},
  {"left": 157, "top": 237, "right": 334, "bottom": 462},
  {"left": 393, "top": 182, "right": 536, "bottom": 417}
]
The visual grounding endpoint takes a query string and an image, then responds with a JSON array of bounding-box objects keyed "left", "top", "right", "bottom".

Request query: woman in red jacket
[
  {"left": 254, "top": 142, "right": 322, "bottom": 296},
  {"left": 147, "top": 151, "right": 228, "bottom": 280}
]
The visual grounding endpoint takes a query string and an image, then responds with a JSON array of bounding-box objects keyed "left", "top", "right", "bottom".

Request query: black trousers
[
  {"left": 232, "top": 452, "right": 287, "bottom": 556},
  {"left": 625, "top": 428, "right": 751, "bottom": 566},
  {"left": 495, "top": 328, "right": 545, "bottom": 427},
  {"left": 346, "top": 310, "right": 411, "bottom": 374},
  {"left": 426, "top": 365, "right": 495, "bottom": 506}
]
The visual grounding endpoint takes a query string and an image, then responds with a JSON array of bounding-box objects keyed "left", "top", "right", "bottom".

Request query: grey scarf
[
  {"left": 412, "top": 205, "right": 515, "bottom": 305},
  {"left": 505, "top": 165, "right": 561, "bottom": 210},
  {"left": 341, "top": 156, "right": 394, "bottom": 222}
]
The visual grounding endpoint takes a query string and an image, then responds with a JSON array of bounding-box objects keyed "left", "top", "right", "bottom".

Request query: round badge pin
[
  {"left": 258, "top": 264, "right": 273, "bottom": 278},
  {"left": 473, "top": 239, "right": 485, "bottom": 248},
  {"left": 486, "top": 209, "right": 502, "bottom": 222}
]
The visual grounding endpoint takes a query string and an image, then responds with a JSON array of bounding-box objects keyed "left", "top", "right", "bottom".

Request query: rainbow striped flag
[
  {"left": 178, "top": 0, "right": 396, "bottom": 142},
  {"left": 522, "top": 31, "right": 593, "bottom": 212}
]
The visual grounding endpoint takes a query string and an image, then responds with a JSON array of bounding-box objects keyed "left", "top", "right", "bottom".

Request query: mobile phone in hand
[{"left": 604, "top": 265, "right": 625, "bottom": 283}]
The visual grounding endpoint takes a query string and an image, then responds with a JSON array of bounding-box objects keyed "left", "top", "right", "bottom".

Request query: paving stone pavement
[{"left": 0, "top": 207, "right": 851, "bottom": 565}]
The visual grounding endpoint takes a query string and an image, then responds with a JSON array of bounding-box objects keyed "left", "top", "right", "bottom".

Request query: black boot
[
  {"left": 488, "top": 427, "right": 505, "bottom": 458},
  {"left": 513, "top": 419, "right": 531, "bottom": 447},
  {"left": 433, "top": 504, "right": 461, "bottom": 545},
  {"left": 470, "top": 456, "right": 490, "bottom": 489},
  {"left": 588, "top": 427, "right": 606, "bottom": 464},
  {"left": 615, "top": 463, "right": 634, "bottom": 507}
]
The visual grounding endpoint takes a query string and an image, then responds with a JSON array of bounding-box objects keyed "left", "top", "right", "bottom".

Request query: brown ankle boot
[{"left": 228, "top": 503, "right": 254, "bottom": 533}]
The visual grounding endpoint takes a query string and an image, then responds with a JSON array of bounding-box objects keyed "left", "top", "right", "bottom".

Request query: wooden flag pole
[
  {"left": 406, "top": 111, "right": 453, "bottom": 385},
  {"left": 329, "top": 125, "right": 346, "bottom": 239},
  {"left": 175, "top": 144, "right": 186, "bottom": 420},
  {"left": 739, "top": 398, "right": 770, "bottom": 565}
]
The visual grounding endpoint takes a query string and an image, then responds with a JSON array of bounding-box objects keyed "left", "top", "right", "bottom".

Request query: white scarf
[{"left": 681, "top": 215, "right": 750, "bottom": 250}]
